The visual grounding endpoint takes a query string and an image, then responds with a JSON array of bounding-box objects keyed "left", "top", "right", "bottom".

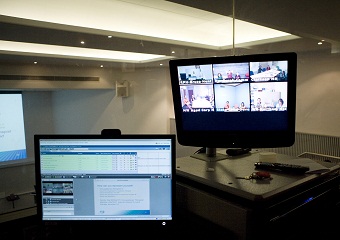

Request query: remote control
[{"left": 254, "top": 162, "right": 310, "bottom": 174}]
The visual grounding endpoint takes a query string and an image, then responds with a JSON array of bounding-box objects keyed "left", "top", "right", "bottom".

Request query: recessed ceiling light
[
  {"left": 34, "top": 61, "right": 37, "bottom": 64},
  {"left": 108, "top": 36, "right": 112, "bottom": 38},
  {"left": 318, "top": 42, "right": 323, "bottom": 45},
  {"left": 80, "top": 41, "right": 85, "bottom": 45}
]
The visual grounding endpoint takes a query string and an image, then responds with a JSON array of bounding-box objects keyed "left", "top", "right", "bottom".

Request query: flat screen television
[
  {"left": 169, "top": 52, "right": 297, "bottom": 161},
  {"left": 34, "top": 133, "right": 176, "bottom": 237}
]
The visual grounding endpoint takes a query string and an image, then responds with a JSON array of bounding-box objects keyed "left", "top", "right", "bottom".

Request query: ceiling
[{"left": 0, "top": 0, "right": 339, "bottom": 69}]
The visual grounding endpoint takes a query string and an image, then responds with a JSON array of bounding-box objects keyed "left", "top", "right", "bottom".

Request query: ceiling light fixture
[
  {"left": 0, "top": 0, "right": 299, "bottom": 51},
  {"left": 0, "top": 40, "right": 173, "bottom": 63},
  {"left": 0, "top": 0, "right": 301, "bottom": 66}
]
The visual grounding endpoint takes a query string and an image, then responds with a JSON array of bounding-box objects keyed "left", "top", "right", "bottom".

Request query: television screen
[
  {"left": 0, "top": 91, "right": 27, "bottom": 164},
  {"left": 169, "top": 52, "right": 297, "bottom": 161},
  {"left": 34, "top": 134, "right": 176, "bottom": 236}
]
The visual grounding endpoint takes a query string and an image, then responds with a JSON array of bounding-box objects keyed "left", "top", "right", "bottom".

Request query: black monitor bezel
[
  {"left": 34, "top": 133, "right": 176, "bottom": 233},
  {"left": 169, "top": 52, "right": 297, "bottom": 149}
]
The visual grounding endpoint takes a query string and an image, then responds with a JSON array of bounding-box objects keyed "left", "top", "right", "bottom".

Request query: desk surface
[{"left": 176, "top": 149, "right": 339, "bottom": 202}]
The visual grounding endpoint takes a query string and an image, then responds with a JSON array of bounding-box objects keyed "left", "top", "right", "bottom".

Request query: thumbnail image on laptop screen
[{"left": 34, "top": 134, "right": 175, "bottom": 223}]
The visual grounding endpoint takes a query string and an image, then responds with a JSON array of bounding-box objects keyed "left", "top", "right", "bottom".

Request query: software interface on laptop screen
[{"left": 35, "top": 135, "right": 174, "bottom": 222}]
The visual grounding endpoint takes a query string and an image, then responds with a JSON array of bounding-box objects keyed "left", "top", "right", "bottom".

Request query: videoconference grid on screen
[
  {"left": 38, "top": 138, "right": 173, "bottom": 221},
  {"left": 178, "top": 60, "right": 288, "bottom": 112},
  {"left": 177, "top": 60, "right": 289, "bottom": 131}
]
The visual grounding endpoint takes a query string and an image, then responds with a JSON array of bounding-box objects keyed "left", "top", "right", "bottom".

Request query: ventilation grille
[
  {"left": 259, "top": 132, "right": 340, "bottom": 158},
  {"left": 298, "top": 152, "right": 340, "bottom": 164},
  {"left": 0, "top": 75, "right": 99, "bottom": 81}
]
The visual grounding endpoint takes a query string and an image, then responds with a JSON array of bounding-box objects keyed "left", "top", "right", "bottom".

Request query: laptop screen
[{"left": 34, "top": 134, "right": 175, "bottom": 231}]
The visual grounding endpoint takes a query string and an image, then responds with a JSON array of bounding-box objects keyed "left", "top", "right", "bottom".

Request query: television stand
[
  {"left": 190, "top": 147, "right": 250, "bottom": 162},
  {"left": 190, "top": 147, "right": 228, "bottom": 162}
]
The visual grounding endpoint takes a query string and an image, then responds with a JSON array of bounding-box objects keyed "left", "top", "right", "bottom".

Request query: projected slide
[{"left": 0, "top": 92, "right": 27, "bottom": 162}]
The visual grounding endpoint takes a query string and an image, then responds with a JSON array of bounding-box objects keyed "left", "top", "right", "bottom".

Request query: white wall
[
  {"left": 51, "top": 67, "right": 174, "bottom": 135},
  {"left": 296, "top": 53, "right": 340, "bottom": 136}
]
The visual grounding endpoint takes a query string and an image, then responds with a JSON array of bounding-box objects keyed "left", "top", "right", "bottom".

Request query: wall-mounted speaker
[{"left": 116, "top": 80, "right": 129, "bottom": 97}]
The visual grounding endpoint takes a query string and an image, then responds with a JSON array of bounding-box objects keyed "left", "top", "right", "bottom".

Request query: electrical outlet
[{"left": 6, "top": 194, "right": 20, "bottom": 201}]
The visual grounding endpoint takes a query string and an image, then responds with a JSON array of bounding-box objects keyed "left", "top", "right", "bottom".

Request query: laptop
[{"left": 34, "top": 133, "right": 176, "bottom": 237}]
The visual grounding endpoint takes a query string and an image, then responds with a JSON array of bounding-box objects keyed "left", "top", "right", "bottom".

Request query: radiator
[{"left": 259, "top": 132, "right": 340, "bottom": 160}]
